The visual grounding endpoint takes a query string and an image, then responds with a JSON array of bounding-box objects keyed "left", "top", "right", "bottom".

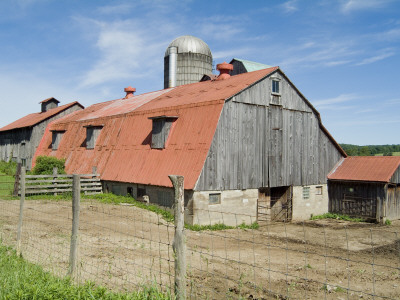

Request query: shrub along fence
[{"left": 0, "top": 168, "right": 399, "bottom": 299}]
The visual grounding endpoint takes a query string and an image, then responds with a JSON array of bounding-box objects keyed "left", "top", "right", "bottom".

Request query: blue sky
[{"left": 0, "top": 0, "right": 399, "bottom": 145}]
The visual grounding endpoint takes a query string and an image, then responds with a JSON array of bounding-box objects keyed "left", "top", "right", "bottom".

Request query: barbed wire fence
[{"left": 0, "top": 169, "right": 399, "bottom": 299}]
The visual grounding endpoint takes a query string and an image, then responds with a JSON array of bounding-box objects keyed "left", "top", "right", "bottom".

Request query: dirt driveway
[{"left": 0, "top": 199, "right": 399, "bottom": 299}]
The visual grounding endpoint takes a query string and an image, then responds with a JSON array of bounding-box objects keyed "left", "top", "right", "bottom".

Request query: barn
[
  {"left": 328, "top": 156, "right": 400, "bottom": 223},
  {"left": 0, "top": 98, "right": 83, "bottom": 169},
  {"left": 34, "top": 58, "right": 345, "bottom": 225}
]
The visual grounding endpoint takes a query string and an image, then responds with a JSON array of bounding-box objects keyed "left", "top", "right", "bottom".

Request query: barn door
[
  {"left": 268, "top": 105, "right": 283, "bottom": 187},
  {"left": 257, "top": 186, "right": 292, "bottom": 223},
  {"left": 270, "top": 186, "right": 292, "bottom": 222}
]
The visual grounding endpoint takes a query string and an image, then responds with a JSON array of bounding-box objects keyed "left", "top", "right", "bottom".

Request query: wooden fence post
[
  {"left": 13, "top": 163, "right": 22, "bottom": 197},
  {"left": 68, "top": 174, "right": 80, "bottom": 279},
  {"left": 16, "top": 166, "right": 26, "bottom": 256},
  {"left": 168, "top": 175, "right": 186, "bottom": 300},
  {"left": 53, "top": 167, "right": 58, "bottom": 196}
]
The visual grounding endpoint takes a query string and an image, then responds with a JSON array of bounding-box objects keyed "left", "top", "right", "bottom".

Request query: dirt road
[{"left": 0, "top": 199, "right": 399, "bottom": 299}]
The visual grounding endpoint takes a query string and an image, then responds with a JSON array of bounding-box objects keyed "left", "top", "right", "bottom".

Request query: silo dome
[
  {"left": 164, "top": 35, "right": 213, "bottom": 89},
  {"left": 164, "top": 35, "right": 212, "bottom": 57}
]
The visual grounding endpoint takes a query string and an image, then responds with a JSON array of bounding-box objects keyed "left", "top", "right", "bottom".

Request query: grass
[
  {"left": 0, "top": 243, "right": 171, "bottom": 300},
  {"left": 375, "top": 152, "right": 400, "bottom": 156},
  {"left": 0, "top": 174, "right": 15, "bottom": 198},
  {"left": 310, "top": 213, "right": 365, "bottom": 222}
]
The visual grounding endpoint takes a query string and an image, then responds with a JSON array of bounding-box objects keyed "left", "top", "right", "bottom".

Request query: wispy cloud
[
  {"left": 282, "top": 0, "right": 298, "bottom": 13},
  {"left": 355, "top": 49, "right": 395, "bottom": 65},
  {"left": 341, "top": 0, "right": 394, "bottom": 13},
  {"left": 313, "top": 93, "right": 359, "bottom": 109},
  {"left": 96, "top": 3, "right": 135, "bottom": 15},
  {"left": 278, "top": 39, "right": 361, "bottom": 69}
]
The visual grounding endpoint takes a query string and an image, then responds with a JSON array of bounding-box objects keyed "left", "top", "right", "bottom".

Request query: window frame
[
  {"left": 209, "top": 193, "right": 221, "bottom": 205},
  {"left": 149, "top": 116, "right": 178, "bottom": 149},
  {"left": 316, "top": 186, "right": 323, "bottom": 195},
  {"left": 303, "top": 186, "right": 310, "bottom": 199},
  {"left": 84, "top": 125, "right": 103, "bottom": 150},
  {"left": 51, "top": 130, "right": 65, "bottom": 151},
  {"left": 271, "top": 77, "right": 281, "bottom": 95}
]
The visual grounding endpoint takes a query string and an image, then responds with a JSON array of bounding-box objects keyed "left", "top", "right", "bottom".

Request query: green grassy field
[
  {"left": 0, "top": 174, "right": 15, "bottom": 198},
  {"left": 0, "top": 244, "right": 171, "bottom": 299},
  {"left": 375, "top": 152, "right": 400, "bottom": 156}
]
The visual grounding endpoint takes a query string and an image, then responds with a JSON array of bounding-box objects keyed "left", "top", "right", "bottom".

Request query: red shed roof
[
  {"left": 0, "top": 101, "right": 84, "bottom": 132},
  {"left": 328, "top": 156, "right": 400, "bottom": 183}
]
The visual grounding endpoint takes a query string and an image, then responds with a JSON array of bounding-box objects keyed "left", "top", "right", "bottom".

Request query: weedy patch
[
  {"left": 0, "top": 243, "right": 172, "bottom": 299},
  {"left": 310, "top": 213, "right": 364, "bottom": 222}
]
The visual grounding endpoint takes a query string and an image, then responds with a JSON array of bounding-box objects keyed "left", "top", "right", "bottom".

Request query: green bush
[
  {"left": 0, "top": 160, "right": 17, "bottom": 176},
  {"left": 31, "top": 156, "right": 66, "bottom": 175}
]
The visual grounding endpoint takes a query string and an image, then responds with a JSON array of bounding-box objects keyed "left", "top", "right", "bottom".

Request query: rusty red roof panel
[
  {"left": 35, "top": 102, "right": 224, "bottom": 189},
  {"left": 0, "top": 101, "right": 83, "bottom": 132},
  {"left": 328, "top": 156, "right": 400, "bottom": 183}
]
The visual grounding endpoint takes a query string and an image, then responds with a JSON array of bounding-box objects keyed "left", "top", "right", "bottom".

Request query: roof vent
[
  {"left": 124, "top": 86, "right": 136, "bottom": 98},
  {"left": 216, "top": 62, "right": 233, "bottom": 80}
]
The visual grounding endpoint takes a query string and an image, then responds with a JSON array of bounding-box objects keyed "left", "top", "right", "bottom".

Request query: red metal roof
[
  {"left": 37, "top": 66, "right": 331, "bottom": 189},
  {"left": 0, "top": 101, "right": 84, "bottom": 132},
  {"left": 328, "top": 156, "right": 400, "bottom": 183}
]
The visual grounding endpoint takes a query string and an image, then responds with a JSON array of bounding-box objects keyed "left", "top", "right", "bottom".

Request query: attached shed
[
  {"left": 0, "top": 98, "right": 83, "bottom": 169},
  {"left": 328, "top": 156, "right": 400, "bottom": 222}
]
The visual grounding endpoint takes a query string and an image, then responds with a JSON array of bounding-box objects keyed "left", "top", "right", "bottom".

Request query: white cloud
[
  {"left": 282, "top": 0, "right": 298, "bottom": 13},
  {"left": 76, "top": 18, "right": 173, "bottom": 88},
  {"left": 341, "top": 0, "right": 394, "bottom": 13}
]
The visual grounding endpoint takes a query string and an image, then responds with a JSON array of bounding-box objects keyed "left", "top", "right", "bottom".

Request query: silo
[{"left": 164, "top": 35, "right": 213, "bottom": 89}]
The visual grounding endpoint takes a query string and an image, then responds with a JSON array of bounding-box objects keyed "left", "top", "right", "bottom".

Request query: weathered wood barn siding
[
  {"left": 390, "top": 167, "right": 400, "bottom": 183},
  {"left": 0, "top": 105, "right": 82, "bottom": 169},
  {"left": 328, "top": 181, "right": 384, "bottom": 219},
  {"left": 195, "top": 70, "right": 344, "bottom": 191},
  {"left": 328, "top": 164, "right": 400, "bottom": 221}
]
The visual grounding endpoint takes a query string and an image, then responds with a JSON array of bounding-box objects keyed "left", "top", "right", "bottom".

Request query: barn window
[
  {"left": 209, "top": 193, "right": 221, "bottom": 205},
  {"left": 271, "top": 77, "right": 281, "bottom": 95},
  {"left": 316, "top": 186, "right": 323, "bottom": 195},
  {"left": 149, "top": 116, "right": 177, "bottom": 149},
  {"left": 303, "top": 187, "right": 310, "bottom": 199},
  {"left": 51, "top": 130, "right": 65, "bottom": 150},
  {"left": 85, "top": 125, "right": 103, "bottom": 149}
]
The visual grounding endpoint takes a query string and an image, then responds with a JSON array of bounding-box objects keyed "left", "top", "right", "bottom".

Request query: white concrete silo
[{"left": 164, "top": 35, "right": 213, "bottom": 89}]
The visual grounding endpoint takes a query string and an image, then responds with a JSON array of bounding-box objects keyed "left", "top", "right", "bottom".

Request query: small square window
[
  {"left": 209, "top": 193, "right": 221, "bottom": 205},
  {"left": 316, "top": 186, "right": 323, "bottom": 195},
  {"left": 303, "top": 187, "right": 310, "bottom": 199},
  {"left": 272, "top": 79, "right": 280, "bottom": 94}
]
